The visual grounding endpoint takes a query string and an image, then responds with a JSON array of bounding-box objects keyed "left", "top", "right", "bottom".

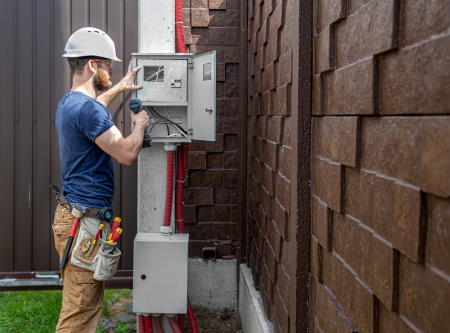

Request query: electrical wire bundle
[{"left": 147, "top": 106, "right": 187, "bottom": 138}]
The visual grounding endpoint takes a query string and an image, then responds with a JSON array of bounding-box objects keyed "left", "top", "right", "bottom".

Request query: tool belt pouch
[
  {"left": 93, "top": 243, "right": 121, "bottom": 281},
  {"left": 71, "top": 221, "right": 121, "bottom": 281}
]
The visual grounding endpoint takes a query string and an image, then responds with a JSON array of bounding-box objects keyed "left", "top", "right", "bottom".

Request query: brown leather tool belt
[{"left": 56, "top": 192, "right": 99, "bottom": 219}]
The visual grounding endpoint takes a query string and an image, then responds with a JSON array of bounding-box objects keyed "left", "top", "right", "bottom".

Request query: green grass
[
  {"left": 0, "top": 289, "right": 133, "bottom": 333},
  {"left": 0, "top": 290, "right": 62, "bottom": 333}
]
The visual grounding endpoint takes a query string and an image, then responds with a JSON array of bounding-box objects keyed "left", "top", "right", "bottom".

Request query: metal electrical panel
[
  {"left": 133, "top": 233, "right": 189, "bottom": 314},
  {"left": 132, "top": 52, "right": 216, "bottom": 143}
]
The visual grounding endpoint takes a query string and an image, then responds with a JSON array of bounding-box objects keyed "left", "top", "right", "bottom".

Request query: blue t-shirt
[{"left": 56, "top": 91, "right": 115, "bottom": 208}]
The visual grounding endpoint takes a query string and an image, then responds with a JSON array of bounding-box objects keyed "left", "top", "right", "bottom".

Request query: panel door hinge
[{"left": 188, "top": 62, "right": 194, "bottom": 69}]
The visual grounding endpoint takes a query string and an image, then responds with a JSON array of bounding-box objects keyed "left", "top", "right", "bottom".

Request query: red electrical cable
[
  {"left": 152, "top": 316, "right": 164, "bottom": 333},
  {"left": 163, "top": 150, "right": 175, "bottom": 227},
  {"left": 187, "top": 296, "right": 198, "bottom": 333},
  {"left": 168, "top": 317, "right": 183, "bottom": 333},
  {"left": 138, "top": 315, "right": 145, "bottom": 333},
  {"left": 175, "top": 0, "right": 186, "bottom": 53},
  {"left": 144, "top": 315, "right": 153, "bottom": 333},
  {"left": 178, "top": 314, "right": 186, "bottom": 332},
  {"left": 175, "top": 145, "right": 186, "bottom": 233}
]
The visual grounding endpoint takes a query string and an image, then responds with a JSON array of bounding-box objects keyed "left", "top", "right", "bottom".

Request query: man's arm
[
  {"left": 97, "top": 62, "right": 143, "bottom": 107},
  {"left": 95, "top": 111, "right": 149, "bottom": 165}
]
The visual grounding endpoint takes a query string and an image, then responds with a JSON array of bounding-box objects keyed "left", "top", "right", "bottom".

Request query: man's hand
[
  {"left": 96, "top": 61, "right": 143, "bottom": 107},
  {"left": 115, "top": 62, "right": 144, "bottom": 92}
]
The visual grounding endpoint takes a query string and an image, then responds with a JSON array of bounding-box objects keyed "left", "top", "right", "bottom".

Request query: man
[{"left": 53, "top": 27, "right": 149, "bottom": 332}]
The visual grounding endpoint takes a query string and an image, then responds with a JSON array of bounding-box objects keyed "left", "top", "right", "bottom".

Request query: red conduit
[
  {"left": 168, "top": 317, "right": 183, "bottom": 333},
  {"left": 163, "top": 150, "right": 175, "bottom": 227},
  {"left": 187, "top": 296, "right": 198, "bottom": 333},
  {"left": 175, "top": 0, "right": 186, "bottom": 53},
  {"left": 144, "top": 315, "right": 153, "bottom": 333},
  {"left": 178, "top": 314, "right": 186, "bottom": 332},
  {"left": 152, "top": 316, "right": 164, "bottom": 333},
  {"left": 138, "top": 315, "right": 145, "bottom": 333},
  {"left": 175, "top": 145, "right": 186, "bottom": 233}
]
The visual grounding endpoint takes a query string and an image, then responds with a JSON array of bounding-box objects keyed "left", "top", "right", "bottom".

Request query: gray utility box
[
  {"left": 132, "top": 52, "right": 216, "bottom": 143},
  {"left": 133, "top": 233, "right": 189, "bottom": 314}
]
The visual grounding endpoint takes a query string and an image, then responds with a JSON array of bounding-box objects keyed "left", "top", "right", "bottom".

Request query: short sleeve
[{"left": 78, "top": 100, "right": 114, "bottom": 141}]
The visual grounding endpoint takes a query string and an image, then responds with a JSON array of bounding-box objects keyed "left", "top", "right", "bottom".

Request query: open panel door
[{"left": 189, "top": 51, "right": 216, "bottom": 141}]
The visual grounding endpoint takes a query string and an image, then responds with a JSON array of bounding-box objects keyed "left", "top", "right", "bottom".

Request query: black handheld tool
[
  {"left": 96, "top": 207, "right": 113, "bottom": 222},
  {"left": 129, "top": 98, "right": 152, "bottom": 148}
]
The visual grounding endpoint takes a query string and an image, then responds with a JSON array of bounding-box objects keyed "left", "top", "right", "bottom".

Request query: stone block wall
[
  {"left": 310, "top": 0, "right": 450, "bottom": 332},
  {"left": 182, "top": 0, "right": 241, "bottom": 257},
  {"left": 245, "top": 0, "right": 298, "bottom": 332}
]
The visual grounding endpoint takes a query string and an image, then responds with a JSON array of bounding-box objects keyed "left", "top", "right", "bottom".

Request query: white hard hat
[{"left": 63, "top": 27, "right": 121, "bottom": 62}]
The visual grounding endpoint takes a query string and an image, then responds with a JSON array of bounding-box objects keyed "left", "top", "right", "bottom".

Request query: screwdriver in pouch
[
  {"left": 108, "top": 228, "right": 122, "bottom": 243},
  {"left": 60, "top": 204, "right": 85, "bottom": 269},
  {"left": 108, "top": 217, "right": 121, "bottom": 241},
  {"left": 92, "top": 224, "right": 104, "bottom": 245}
]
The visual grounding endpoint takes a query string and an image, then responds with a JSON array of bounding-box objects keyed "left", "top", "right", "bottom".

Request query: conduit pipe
[
  {"left": 175, "top": 0, "right": 186, "bottom": 53},
  {"left": 161, "top": 144, "right": 177, "bottom": 235},
  {"left": 152, "top": 315, "right": 164, "bottom": 333},
  {"left": 168, "top": 316, "right": 183, "bottom": 333},
  {"left": 144, "top": 315, "right": 153, "bottom": 333}
]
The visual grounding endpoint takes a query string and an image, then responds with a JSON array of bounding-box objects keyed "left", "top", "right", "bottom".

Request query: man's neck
[{"left": 71, "top": 76, "right": 97, "bottom": 99}]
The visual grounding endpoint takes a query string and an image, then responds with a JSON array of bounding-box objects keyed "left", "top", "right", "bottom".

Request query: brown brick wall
[
  {"left": 245, "top": 0, "right": 298, "bottom": 332},
  {"left": 311, "top": 0, "right": 450, "bottom": 332},
  {"left": 182, "top": 0, "right": 240, "bottom": 257}
]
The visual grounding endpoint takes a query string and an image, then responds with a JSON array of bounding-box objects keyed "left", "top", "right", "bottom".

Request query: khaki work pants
[{"left": 52, "top": 204, "right": 105, "bottom": 333}]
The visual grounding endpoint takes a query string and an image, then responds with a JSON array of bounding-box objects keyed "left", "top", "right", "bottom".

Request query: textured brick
[
  {"left": 225, "top": 63, "right": 239, "bottom": 81},
  {"left": 310, "top": 237, "right": 321, "bottom": 281},
  {"left": 314, "top": 26, "right": 333, "bottom": 74},
  {"left": 312, "top": 116, "right": 361, "bottom": 167},
  {"left": 196, "top": 187, "right": 214, "bottom": 205},
  {"left": 273, "top": 289, "right": 289, "bottom": 333},
  {"left": 346, "top": 169, "right": 422, "bottom": 261},
  {"left": 276, "top": 264, "right": 291, "bottom": 311},
  {"left": 334, "top": 213, "right": 397, "bottom": 310},
  {"left": 214, "top": 187, "right": 229, "bottom": 204},
  {"left": 225, "top": 98, "right": 238, "bottom": 116},
  {"left": 224, "top": 46, "right": 239, "bottom": 63},
  {"left": 347, "top": 0, "right": 371, "bottom": 14},
  {"left": 279, "top": 18, "right": 294, "bottom": 56},
  {"left": 216, "top": 62, "right": 225, "bottom": 81},
  {"left": 260, "top": 264, "right": 274, "bottom": 303},
  {"left": 209, "top": 0, "right": 226, "bottom": 10},
  {"left": 361, "top": 117, "right": 450, "bottom": 198},
  {"left": 191, "top": 0, "right": 208, "bottom": 8},
  {"left": 310, "top": 278, "right": 357, "bottom": 332},
  {"left": 209, "top": 27, "right": 240, "bottom": 45},
  {"left": 379, "top": 302, "right": 416, "bottom": 333},
  {"left": 183, "top": 205, "right": 196, "bottom": 224},
  {"left": 223, "top": 151, "right": 237, "bottom": 169},
  {"left": 262, "top": 239, "right": 277, "bottom": 282},
  {"left": 312, "top": 156, "right": 343, "bottom": 213},
  {"left": 205, "top": 169, "right": 223, "bottom": 186},
  {"left": 277, "top": 49, "right": 292, "bottom": 86},
  {"left": 182, "top": 8, "right": 191, "bottom": 26},
  {"left": 380, "top": 36, "right": 450, "bottom": 115},
  {"left": 322, "top": 249, "right": 374, "bottom": 333},
  {"left": 312, "top": 75, "right": 321, "bottom": 115},
  {"left": 224, "top": 9, "right": 240, "bottom": 27},
  {"left": 312, "top": 195, "right": 332, "bottom": 250},
  {"left": 188, "top": 152, "right": 206, "bottom": 169},
  {"left": 323, "top": 57, "right": 375, "bottom": 115},
  {"left": 224, "top": 134, "right": 238, "bottom": 151},
  {"left": 273, "top": 198, "right": 287, "bottom": 239},
  {"left": 262, "top": 164, "right": 275, "bottom": 196},
  {"left": 336, "top": 0, "right": 399, "bottom": 68},
  {"left": 223, "top": 116, "right": 238, "bottom": 133},
  {"left": 426, "top": 195, "right": 450, "bottom": 276},
  {"left": 191, "top": 8, "right": 209, "bottom": 27},
  {"left": 401, "top": 0, "right": 450, "bottom": 47},
  {"left": 315, "top": 0, "right": 347, "bottom": 33},
  {"left": 266, "top": 116, "right": 282, "bottom": 143},
  {"left": 190, "top": 27, "right": 209, "bottom": 44},
  {"left": 274, "top": 172, "right": 290, "bottom": 212},
  {"left": 223, "top": 169, "right": 237, "bottom": 187},
  {"left": 277, "top": 145, "right": 290, "bottom": 178},
  {"left": 266, "top": 218, "right": 282, "bottom": 261},
  {"left": 273, "top": 85, "right": 290, "bottom": 116},
  {"left": 400, "top": 256, "right": 450, "bottom": 332},
  {"left": 265, "top": 140, "right": 277, "bottom": 170},
  {"left": 261, "top": 91, "right": 271, "bottom": 115}
]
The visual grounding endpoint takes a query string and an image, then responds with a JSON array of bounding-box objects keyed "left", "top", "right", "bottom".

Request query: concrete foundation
[
  {"left": 239, "top": 264, "right": 274, "bottom": 333},
  {"left": 188, "top": 258, "right": 237, "bottom": 310}
]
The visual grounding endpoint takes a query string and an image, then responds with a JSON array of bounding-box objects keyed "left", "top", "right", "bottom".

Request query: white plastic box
[{"left": 133, "top": 233, "right": 189, "bottom": 314}]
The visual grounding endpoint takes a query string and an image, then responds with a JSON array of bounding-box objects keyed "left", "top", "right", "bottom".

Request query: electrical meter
[{"left": 132, "top": 52, "right": 216, "bottom": 143}]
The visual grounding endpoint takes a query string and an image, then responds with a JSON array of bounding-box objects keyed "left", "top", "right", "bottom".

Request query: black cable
[{"left": 146, "top": 106, "right": 187, "bottom": 135}]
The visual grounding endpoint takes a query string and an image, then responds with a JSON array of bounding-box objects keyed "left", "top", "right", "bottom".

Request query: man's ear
[{"left": 86, "top": 59, "right": 98, "bottom": 74}]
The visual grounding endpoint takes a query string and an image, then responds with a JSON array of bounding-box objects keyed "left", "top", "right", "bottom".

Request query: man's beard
[{"left": 94, "top": 68, "right": 112, "bottom": 91}]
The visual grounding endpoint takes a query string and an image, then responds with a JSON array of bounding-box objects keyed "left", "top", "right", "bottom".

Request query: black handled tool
[
  {"left": 129, "top": 98, "right": 152, "bottom": 148},
  {"left": 60, "top": 203, "right": 85, "bottom": 269}
]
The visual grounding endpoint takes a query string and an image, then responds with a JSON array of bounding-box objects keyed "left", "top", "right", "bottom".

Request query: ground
[{"left": 98, "top": 295, "right": 242, "bottom": 333}]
